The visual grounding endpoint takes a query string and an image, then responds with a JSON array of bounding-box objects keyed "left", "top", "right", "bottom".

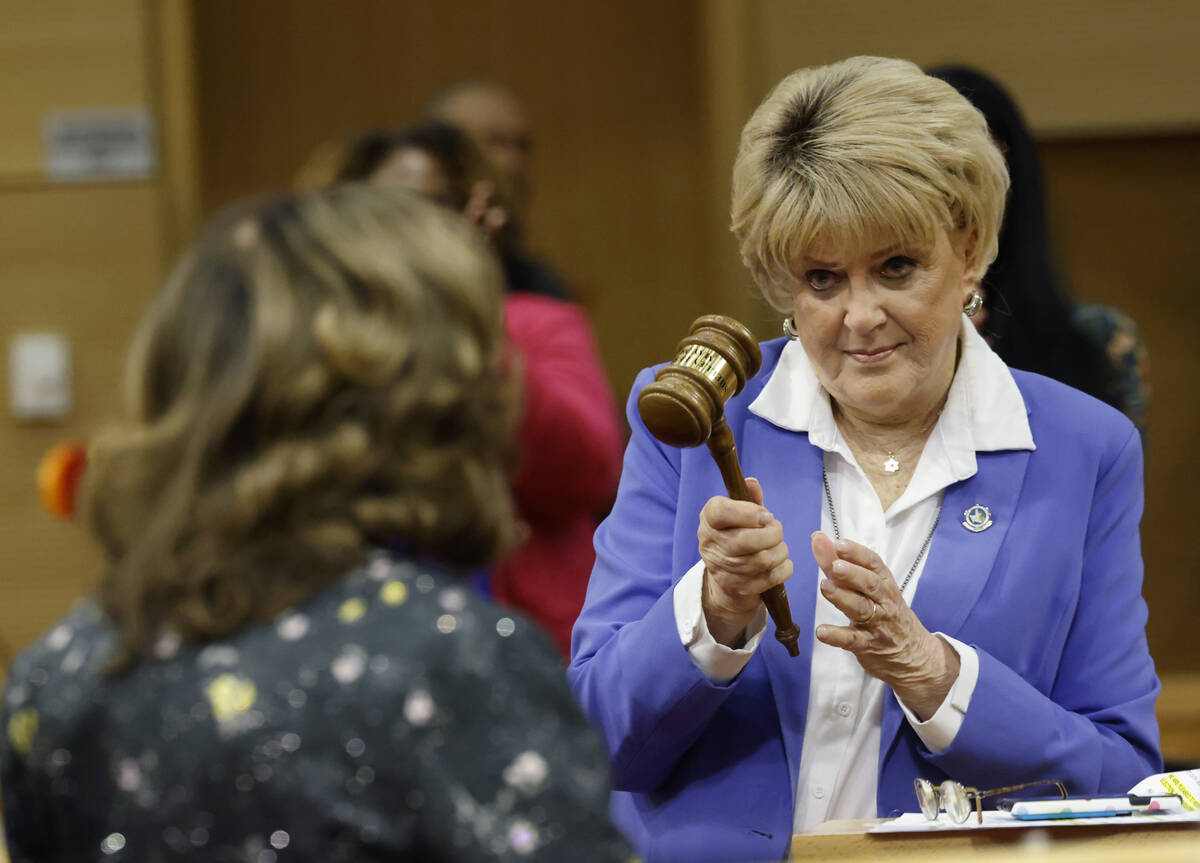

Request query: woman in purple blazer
[{"left": 569, "top": 56, "right": 1160, "bottom": 863}]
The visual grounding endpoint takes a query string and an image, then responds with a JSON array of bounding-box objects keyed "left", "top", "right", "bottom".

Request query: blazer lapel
[
  {"left": 879, "top": 447, "right": 1033, "bottom": 764},
  {"left": 741, "top": 416, "right": 823, "bottom": 804}
]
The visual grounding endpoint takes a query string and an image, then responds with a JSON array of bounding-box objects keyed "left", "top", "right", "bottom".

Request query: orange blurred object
[{"left": 37, "top": 440, "right": 87, "bottom": 520}]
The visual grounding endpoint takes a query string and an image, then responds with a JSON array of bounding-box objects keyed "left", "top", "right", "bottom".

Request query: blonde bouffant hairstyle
[
  {"left": 732, "top": 56, "right": 1010, "bottom": 312},
  {"left": 83, "top": 184, "right": 521, "bottom": 666}
]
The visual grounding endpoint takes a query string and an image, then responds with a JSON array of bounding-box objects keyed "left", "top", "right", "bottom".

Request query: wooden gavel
[{"left": 638, "top": 314, "right": 801, "bottom": 657}]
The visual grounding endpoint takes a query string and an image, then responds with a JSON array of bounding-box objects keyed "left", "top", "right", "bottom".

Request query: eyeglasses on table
[{"left": 914, "top": 777, "right": 1068, "bottom": 824}]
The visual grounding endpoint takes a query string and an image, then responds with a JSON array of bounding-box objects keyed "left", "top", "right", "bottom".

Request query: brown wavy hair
[{"left": 82, "top": 184, "right": 521, "bottom": 667}]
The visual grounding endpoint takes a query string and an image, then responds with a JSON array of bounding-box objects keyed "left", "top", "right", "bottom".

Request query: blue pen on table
[{"left": 1000, "top": 793, "right": 1184, "bottom": 820}]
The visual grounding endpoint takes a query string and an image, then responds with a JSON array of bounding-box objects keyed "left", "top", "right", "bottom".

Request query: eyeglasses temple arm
[{"left": 978, "top": 780, "right": 1068, "bottom": 800}]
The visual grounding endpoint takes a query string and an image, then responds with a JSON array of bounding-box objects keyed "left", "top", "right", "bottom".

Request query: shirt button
[
  {"left": 812, "top": 785, "right": 826, "bottom": 799},
  {"left": 837, "top": 702, "right": 853, "bottom": 717}
]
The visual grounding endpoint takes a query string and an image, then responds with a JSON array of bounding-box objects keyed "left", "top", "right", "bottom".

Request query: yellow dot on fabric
[
  {"left": 337, "top": 597, "right": 367, "bottom": 624},
  {"left": 7, "top": 708, "right": 38, "bottom": 755},
  {"left": 205, "top": 674, "right": 257, "bottom": 722},
  {"left": 380, "top": 580, "right": 408, "bottom": 606}
]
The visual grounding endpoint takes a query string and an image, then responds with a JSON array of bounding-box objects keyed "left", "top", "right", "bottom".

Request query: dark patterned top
[
  {"left": 1, "top": 553, "right": 634, "bottom": 862},
  {"left": 1073, "top": 303, "right": 1150, "bottom": 447}
]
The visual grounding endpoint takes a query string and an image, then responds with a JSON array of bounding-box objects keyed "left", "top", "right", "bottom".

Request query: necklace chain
[
  {"left": 839, "top": 408, "right": 943, "bottom": 476},
  {"left": 821, "top": 468, "right": 942, "bottom": 595}
]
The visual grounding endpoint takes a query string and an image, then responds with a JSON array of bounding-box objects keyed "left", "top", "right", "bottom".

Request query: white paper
[
  {"left": 868, "top": 770, "right": 1200, "bottom": 833},
  {"left": 870, "top": 809, "right": 1200, "bottom": 834}
]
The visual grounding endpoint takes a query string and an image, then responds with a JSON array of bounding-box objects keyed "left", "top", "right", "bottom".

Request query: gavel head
[{"left": 638, "top": 315, "right": 762, "bottom": 448}]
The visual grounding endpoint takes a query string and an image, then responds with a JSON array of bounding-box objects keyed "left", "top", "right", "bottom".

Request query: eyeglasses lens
[
  {"left": 940, "top": 780, "right": 972, "bottom": 823},
  {"left": 914, "top": 778, "right": 939, "bottom": 821}
]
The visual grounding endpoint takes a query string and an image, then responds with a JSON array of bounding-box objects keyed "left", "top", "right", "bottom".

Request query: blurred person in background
[
  {"left": 335, "top": 121, "right": 623, "bottom": 659},
  {"left": 929, "top": 65, "right": 1149, "bottom": 445},
  {"left": 426, "top": 81, "right": 535, "bottom": 223},
  {"left": 0, "top": 186, "right": 631, "bottom": 862},
  {"left": 427, "top": 80, "right": 574, "bottom": 303}
]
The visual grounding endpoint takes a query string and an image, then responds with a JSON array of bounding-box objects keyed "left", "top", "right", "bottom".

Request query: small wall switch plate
[{"left": 10, "top": 333, "right": 72, "bottom": 420}]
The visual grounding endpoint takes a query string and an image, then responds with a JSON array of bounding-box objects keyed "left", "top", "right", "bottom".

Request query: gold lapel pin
[{"left": 962, "top": 504, "right": 993, "bottom": 533}]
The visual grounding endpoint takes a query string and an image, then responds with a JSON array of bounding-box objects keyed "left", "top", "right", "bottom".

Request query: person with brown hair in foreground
[{"left": 0, "top": 185, "right": 631, "bottom": 862}]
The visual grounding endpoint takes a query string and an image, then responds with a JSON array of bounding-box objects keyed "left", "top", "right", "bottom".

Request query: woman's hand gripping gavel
[{"left": 638, "top": 315, "right": 801, "bottom": 657}]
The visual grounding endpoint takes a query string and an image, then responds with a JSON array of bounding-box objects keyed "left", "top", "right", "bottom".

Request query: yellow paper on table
[{"left": 1128, "top": 770, "right": 1200, "bottom": 810}]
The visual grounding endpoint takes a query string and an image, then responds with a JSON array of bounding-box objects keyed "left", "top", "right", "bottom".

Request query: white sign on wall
[
  {"left": 10, "top": 333, "right": 72, "bottom": 420},
  {"left": 43, "top": 108, "right": 156, "bottom": 181}
]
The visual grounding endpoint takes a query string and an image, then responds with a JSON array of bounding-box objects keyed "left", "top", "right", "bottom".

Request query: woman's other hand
[
  {"left": 810, "top": 532, "right": 959, "bottom": 720},
  {"left": 698, "top": 478, "right": 792, "bottom": 648}
]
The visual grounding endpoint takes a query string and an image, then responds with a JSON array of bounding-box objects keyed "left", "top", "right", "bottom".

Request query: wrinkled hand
[
  {"left": 698, "top": 478, "right": 792, "bottom": 648},
  {"left": 811, "top": 532, "right": 958, "bottom": 720}
]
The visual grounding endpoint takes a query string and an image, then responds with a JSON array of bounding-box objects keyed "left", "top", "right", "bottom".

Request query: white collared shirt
[{"left": 672, "top": 317, "right": 1035, "bottom": 832}]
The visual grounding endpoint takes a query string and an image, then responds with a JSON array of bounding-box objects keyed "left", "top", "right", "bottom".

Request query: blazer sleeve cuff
[
  {"left": 899, "top": 634, "right": 979, "bottom": 753},
  {"left": 673, "top": 560, "right": 767, "bottom": 684}
]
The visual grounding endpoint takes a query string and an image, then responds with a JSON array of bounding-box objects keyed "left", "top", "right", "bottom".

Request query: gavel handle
[{"left": 706, "top": 418, "right": 801, "bottom": 657}]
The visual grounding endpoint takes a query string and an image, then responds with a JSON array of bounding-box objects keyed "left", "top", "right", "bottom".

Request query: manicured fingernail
[
  {"left": 759, "top": 509, "right": 773, "bottom": 525},
  {"left": 820, "top": 578, "right": 834, "bottom": 595},
  {"left": 835, "top": 539, "right": 852, "bottom": 553}
]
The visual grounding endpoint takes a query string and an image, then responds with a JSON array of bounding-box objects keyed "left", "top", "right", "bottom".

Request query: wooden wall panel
[
  {"left": 756, "top": 0, "right": 1200, "bottom": 138},
  {"left": 0, "top": 0, "right": 192, "bottom": 670},
  {"left": 147, "top": 0, "right": 202, "bottom": 255},
  {"left": 700, "top": 0, "right": 775, "bottom": 338},
  {"left": 1157, "top": 673, "right": 1200, "bottom": 765},
  {"left": 0, "top": 0, "right": 149, "bottom": 180},
  {"left": 0, "top": 184, "right": 165, "bottom": 664},
  {"left": 1041, "top": 135, "right": 1200, "bottom": 669},
  {"left": 193, "top": 0, "right": 714, "bottom": 400}
]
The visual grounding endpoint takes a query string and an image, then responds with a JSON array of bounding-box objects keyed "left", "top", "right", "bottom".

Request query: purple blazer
[{"left": 569, "top": 337, "right": 1160, "bottom": 863}]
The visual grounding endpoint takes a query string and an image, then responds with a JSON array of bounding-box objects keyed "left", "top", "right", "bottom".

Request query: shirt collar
[{"left": 749, "top": 316, "right": 1035, "bottom": 470}]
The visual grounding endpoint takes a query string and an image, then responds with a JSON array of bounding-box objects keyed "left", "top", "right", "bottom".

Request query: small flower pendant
[{"left": 883, "top": 454, "right": 900, "bottom": 473}]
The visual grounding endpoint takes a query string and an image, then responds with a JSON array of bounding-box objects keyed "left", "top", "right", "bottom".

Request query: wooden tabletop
[{"left": 792, "top": 816, "right": 1200, "bottom": 860}]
